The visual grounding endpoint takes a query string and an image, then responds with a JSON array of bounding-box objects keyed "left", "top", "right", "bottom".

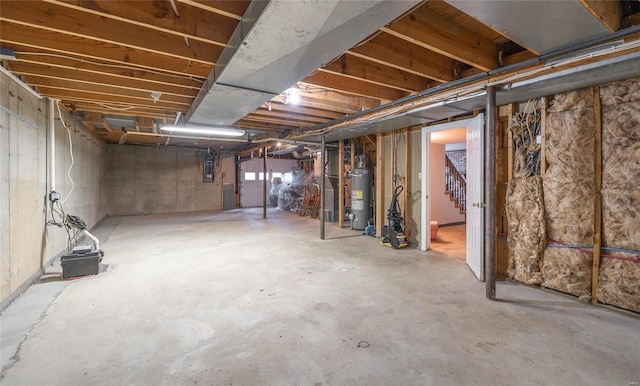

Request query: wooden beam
[
  {"left": 14, "top": 53, "right": 203, "bottom": 90},
  {"left": 349, "top": 32, "right": 456, "bottom": 83},
  {"left": 176, "top": 0, "right": 247, "bottom": 20},
  {"left": 263, "top": 102, "right": 344, "bottom": 120},
  {"left": 0, "top": 1, "right": 222, "bottom": 64},
  {"left": 37, "top": 87, "right": 190, "bottom": 110},
  {"left": 541, "top": 97, "right": 549, "bottom": 175},
  {"left": 591, "top": 85, "right": 602, "bottom": 304},
  {"left": 82, "top": 111, "right": 102, "bottom": 123},
  {"left": 10, "top": 62, "right": 199, "bottom": 98},
  {"left": 579, "top": 0, "right": 621, "bottom": 32},
  {"left": 303, "top": 71, "right": 406, "bottom": 102},
  {"left": 240, "top": 114, "right": 314, "bottom": 129},
  {"left": 382, "top": 5, "right": 498, "bottom": 71},
  {"left": 338, "top": 140, "right": 345, "bottom": 228},
  {"left": 100, "top": 118, "right": 113, "bottom": 133},
  {"left": 296, "top": 84, "right": 380, "bottom": 112},
  {"left": 25, "top": 76, "right": 194, "bottom": 106},
  {"left": 48, "top": 0, "right": 237, "bottom": 46},
  {"left": 375, "top": 134, "right": 384, "bottom": 238},
  {"left": 506, "top": 103, "right": 518, "bottom": 181},
  {"left": 250, "top": 108, "right": 330, "bottom": 124},
  {"left": 321, "top": 54, "right": 432, "bottom": 93},
  {"left": 69, "top": 103, "right": 178, "bottom": 120},
  {"left": 235, "top": 119, "right": 297, "bottom": 132},
  {"left": 404, "top": 128, "right": 412, "bottom": 241},
  {"left": 0, "top": 23, "right": 212, "bottom": 78}
]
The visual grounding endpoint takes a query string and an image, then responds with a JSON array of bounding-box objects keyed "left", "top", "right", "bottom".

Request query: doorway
[{"left": 420, "top": 115, "right": 485, "bottom": 280}]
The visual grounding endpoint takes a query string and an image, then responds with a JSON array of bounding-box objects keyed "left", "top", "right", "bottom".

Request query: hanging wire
[{"left": 509, "top": 99, "right": 542, "bottom": 177}]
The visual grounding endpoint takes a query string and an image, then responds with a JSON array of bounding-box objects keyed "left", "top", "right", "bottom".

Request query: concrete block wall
[
  {"left": 1, "top": 71, "right": 109, "bottom": 305},
  {"left": 109, "top": 145, "right": 235, "bottom": 215}
]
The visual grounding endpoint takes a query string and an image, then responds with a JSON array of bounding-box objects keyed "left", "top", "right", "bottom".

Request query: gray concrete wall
[
  {"left": 1, "top": 72, "right": 109, "bottom": 304},
  {"left": 109, "top": 145, "right": 235, "bottom": 215}
]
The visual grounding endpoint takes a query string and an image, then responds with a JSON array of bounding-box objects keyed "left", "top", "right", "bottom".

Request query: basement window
[{"left": 245, "top": 172, "right": 256, "bottom": 181}]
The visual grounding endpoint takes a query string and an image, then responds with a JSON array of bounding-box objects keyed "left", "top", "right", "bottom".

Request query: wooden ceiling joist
[
  {"left": 349, "top": 32, "right": 457, "bottom": 83},
  {"left": 40, "top": 87, "right": 191, "bottom": 111},
  {"left": 250, "top": 109, "right": 329, "bottom": 124},
  {"left": 382, "top": 5, "right": 498, "bottom": 71},
  {"left": 47, "top": 0, "right": 237, "bottom": 46},
  {"left": 303, "top": 71, "right": 406, "bottom": 102},
  {"left": 175, "top": 0, "right": 248, "bottom": 20},
  {"left": 10, "top": 62, "right": 199, "bottom": 99},
  {"left": 241, "top": 114, "right": 315, "bottom": 128},
  {"left": 0, "top": 23, "right": 212, "bottom": 78},
  {"left": 25, "top": 76, "right": 194, "bottom": 106},
  {"left": 71, "top": 103, "right": 178, "bottom": 120},
  {"left": 0, "top": 1, "right": 223, "bottom": 64},
  {"left": 321, "top": 54, "right": 432, "bottom": 93},
  {"left": 262, "top": 102, "right": 344, "bottom": 120},
  {"left": 579, "top": 0, "right": 622, "bottom": 32},
  {"left": 14, "top": 53, "right": 203, "bottom": 90}
]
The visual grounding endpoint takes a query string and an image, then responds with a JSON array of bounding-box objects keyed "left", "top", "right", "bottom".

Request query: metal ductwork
[
  {"left": 312, "top": 47, "right": 640, "bottom": 143},
  {"left": 445, "top": 0, "right": 613, "bottom": 55},
  {"left": 186, "top": 0, "right": 421, "bottom": 127}
]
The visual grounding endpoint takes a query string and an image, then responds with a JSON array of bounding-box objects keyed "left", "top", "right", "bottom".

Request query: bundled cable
[
  {"left": 509, "top": 99, "right": 541, "bottom": 177},
  {"left": 46, "top": 199, "right": 86, "bottom": 251}
]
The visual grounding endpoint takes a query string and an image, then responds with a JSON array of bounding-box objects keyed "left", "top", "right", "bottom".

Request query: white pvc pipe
[
  {"left": 51, "top": 204, "right": 100, "bottom": 251},
  {"left": 48, "top": 98, "right": 55, "bottom": 191}
]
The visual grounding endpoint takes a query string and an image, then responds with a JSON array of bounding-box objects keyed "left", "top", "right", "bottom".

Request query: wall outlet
[{"left": 49, "top": 191, "right": 60, "bottom": 202}]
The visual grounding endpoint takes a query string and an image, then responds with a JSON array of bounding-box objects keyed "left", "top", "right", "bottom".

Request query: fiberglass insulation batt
[
  {"left": 542, "top": 88, "right": 595, "bottom": 297},
  {"left": 597, "top": 77, "right": 640, "bottom": 312}
]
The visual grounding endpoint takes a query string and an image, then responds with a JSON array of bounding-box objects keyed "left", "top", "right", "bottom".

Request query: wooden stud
[
  {"left": 375, "top": 134, "right": 384, "bottom": 238},
  {"left": 506, "top": 103, "right": 518, "bottom": 181},
  {"left": 404, "top": 128, "right": 412, "bottom": 240},
  {"left": 338, "top": 139, "right": 345, "bottom": 228},
  {"left": 591, "top": 86, "right": 603, "bottom": 304},
  {"left": 540, "top": 97, "right": 549, "bottom": 175}
]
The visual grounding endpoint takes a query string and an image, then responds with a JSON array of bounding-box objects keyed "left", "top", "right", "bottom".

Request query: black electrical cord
[{"left": 46, "top": 199, "right": 87, "bottom": 251}]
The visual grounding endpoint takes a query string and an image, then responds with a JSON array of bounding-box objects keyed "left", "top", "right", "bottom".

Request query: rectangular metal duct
[
  {"left": 445, "top": 0, "right": 612, "bottom": 55},
  {"left": 187, "top": 0, "right": 421, "bottom": 126}
]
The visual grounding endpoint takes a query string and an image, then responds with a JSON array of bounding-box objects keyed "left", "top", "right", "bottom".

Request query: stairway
[{"left": 445, "top": 152, "right": 466, "bottom": 214}]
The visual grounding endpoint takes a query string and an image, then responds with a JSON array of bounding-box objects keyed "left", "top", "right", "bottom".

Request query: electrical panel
[{"left": 203, "top": 153, "right": 215, "bottom": 183}]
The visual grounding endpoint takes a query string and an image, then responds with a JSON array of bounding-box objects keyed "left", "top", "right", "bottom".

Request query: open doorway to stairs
[
  {"left": 420, "top": 115, "right": 485, "bottom": 281},
  {"left": 427, "top": 128, "right": 467, "bottom": 259}
]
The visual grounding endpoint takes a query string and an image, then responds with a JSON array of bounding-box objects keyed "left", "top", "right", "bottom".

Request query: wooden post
[
  {"left": 404, "top": 128, "right": 412, "bottom": 240},
  {"left": 263, "top": 146, "right": 267, "bottom": 219},
  {"left": 338, "top": 139, "right": 345, "bottom": 228},
  {"left": 540, "top": 97, "right": 549, "bottom": 175},
  {"left": 506, "top": 103, "right": 517, "bottom": 181},
  {"left": 375, "top": 134, "right": 384, "bottom": 238},
  {"left": 591, "top": 86, "right": 602, "bottom": 304}
]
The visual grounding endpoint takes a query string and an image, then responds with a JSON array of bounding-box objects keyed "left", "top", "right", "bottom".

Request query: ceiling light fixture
[
  {"left": 286, "top": 87, "right": 301, "bottom": 105},
  {"left": 161, "top": 124, "right": 245, "bottom": 137}
]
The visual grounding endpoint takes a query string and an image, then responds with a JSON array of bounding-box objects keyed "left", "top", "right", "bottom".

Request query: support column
[
  {"left": 486, "top": 86, "right": 497, "bottom": 300},
  {"left": 320, "top": 134, "right": 326, "bottom": 240},
  {"left": 338, "top": 139, "right": 345, "bottom": 228},
  {"left": 263, "top": 146, "right": 267, "bottom": 220},
  {"left": 375, "top": 134, "right": 384, "bottom": 238}
]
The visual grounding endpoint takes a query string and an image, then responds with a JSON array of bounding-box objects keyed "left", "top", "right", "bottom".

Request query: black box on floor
[{"left": 61, "top": 249, "right": 103, "bottom": 279}]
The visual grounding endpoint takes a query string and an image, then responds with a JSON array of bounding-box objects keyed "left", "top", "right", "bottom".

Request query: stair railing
[{"left": 445, "top": 154, "right": 466, "bottom": 213}]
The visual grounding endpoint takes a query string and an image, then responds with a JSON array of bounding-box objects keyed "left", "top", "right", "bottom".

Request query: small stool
[{"left": 430, "top": 221, "right": 439, "bottom": 241}]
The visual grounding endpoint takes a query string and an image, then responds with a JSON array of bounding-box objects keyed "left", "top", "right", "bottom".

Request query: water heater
[{"left": 350, "top": 155, "right": 371, "bottom": 230}]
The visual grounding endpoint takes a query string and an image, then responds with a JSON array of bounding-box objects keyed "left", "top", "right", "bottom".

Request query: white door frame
[{"left": 420, "top": 118, "right": 476, "bottom": 251}]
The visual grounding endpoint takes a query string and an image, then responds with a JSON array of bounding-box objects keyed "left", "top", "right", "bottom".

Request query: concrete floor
[{"left": 2, "top": 209, "right": 639, "bottom": 385}]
